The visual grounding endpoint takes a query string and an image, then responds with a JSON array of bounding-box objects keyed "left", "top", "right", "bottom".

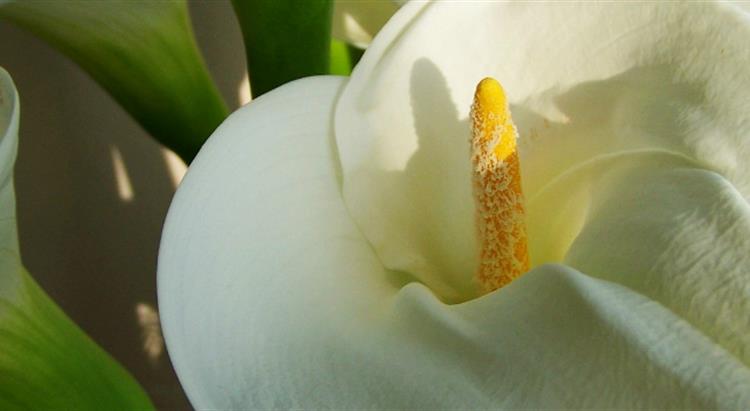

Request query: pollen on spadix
[{"left": 470, "top": 77, "right": 530, "bottom": 293}]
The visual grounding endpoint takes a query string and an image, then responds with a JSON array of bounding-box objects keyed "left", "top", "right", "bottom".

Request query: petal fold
[{"left": 565, "top": 163, "right": 750, "bottom": 366}]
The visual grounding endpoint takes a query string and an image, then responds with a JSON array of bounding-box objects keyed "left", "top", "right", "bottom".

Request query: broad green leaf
[
  {"left": 0, "top": 0, "right": 228, "bottom": 162},
  {"left": 232, "top": 0, "right": 333, "bottom": 97},
  {"left": 0, "top": 67, "right": 153, "bottom": 410}
]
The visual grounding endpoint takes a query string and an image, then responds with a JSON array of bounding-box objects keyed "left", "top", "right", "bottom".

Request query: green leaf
[
  {"left": 232, "top": 0, "right": 333, "bottom": 97},
  {"left": 0, "top": 0, "right": 228, "bottom": 163},
  {"left": 0, "top": 67, "right": 154, "bottom": 410},
  {"left": 0, "top": 265, "right": 155, "bottom": 411},
  {"left": 329, "top": 39, "right": 352, "bottom": 76}
]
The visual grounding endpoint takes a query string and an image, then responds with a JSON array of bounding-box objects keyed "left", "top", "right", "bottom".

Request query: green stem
[{"left": 232, "top": 0, "right": 334, "bottom": 97}]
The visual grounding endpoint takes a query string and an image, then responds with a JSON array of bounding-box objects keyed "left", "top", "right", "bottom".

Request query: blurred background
[{"left": 0, "top": 1, "right": 249, "bottom": 409}]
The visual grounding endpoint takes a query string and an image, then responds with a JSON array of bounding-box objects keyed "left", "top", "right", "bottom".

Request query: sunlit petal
[{"left": 336, "top": 1, "right": 750, "bottom": 301}]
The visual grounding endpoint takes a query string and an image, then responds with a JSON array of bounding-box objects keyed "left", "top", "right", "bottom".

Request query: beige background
[{"left": 0, "top": 1, "right": 247, "bottom": 409}]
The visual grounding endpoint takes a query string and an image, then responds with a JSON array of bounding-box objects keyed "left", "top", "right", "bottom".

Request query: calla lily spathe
[
  {"left": 0, "top": 68, "right": 153, "bottom": 409},
  {"left": 158, "top": 1, "right": 750, "bottom": 409}
]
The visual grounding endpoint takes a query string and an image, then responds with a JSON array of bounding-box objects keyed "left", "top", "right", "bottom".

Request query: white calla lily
[{"left": 159, "top": 1, "right": 750, "bottom": 409}]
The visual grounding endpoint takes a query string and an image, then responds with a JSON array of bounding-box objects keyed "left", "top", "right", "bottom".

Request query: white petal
[
  {"left": 387, "top": 266, "right": 750, "bottom": 409},
  {"left": 734, "top": 1, "right": 750, "bottom": 13},
  {"left": 335, "top": 1, "right": 750, "bottom": 301},
  {"left": 561, "top": 162, "right": 750, "bottom": 366},
  {"left": 159, "top": 77, "right": 750, "bottom": 409},
  {"left": 157, "top": 76, "right": 397, "bottom": 409}
]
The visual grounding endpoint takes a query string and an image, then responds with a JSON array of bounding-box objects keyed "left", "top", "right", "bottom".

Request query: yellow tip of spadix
[
  {"left": 475, "top": 77, "right": 507, "bottom": 114},
  {"left": 472, "top": 78, "right": 516, "bottom": 162}
]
